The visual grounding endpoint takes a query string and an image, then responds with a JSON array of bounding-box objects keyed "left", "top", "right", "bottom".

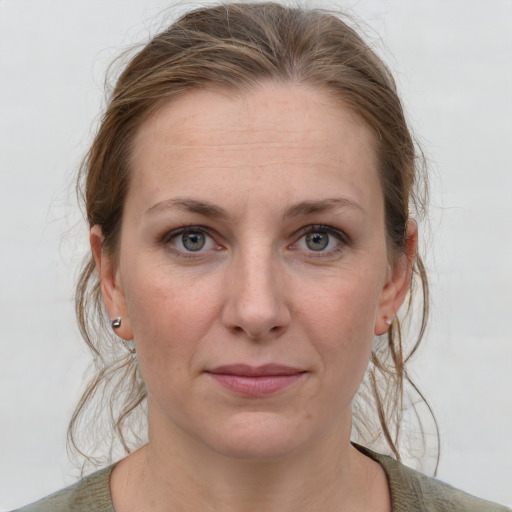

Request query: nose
[{"left": 221, "top": 247, "right": 291, "bottom": 340}]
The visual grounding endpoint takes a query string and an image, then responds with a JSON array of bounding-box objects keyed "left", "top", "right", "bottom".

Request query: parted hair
[{"left": 71, "top": 1, "right": 435, "bottom": 469}]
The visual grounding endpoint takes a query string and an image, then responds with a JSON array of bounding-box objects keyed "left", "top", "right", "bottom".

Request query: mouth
[{"left": 205, "top": 364, "right": 307, "bottom": 397}]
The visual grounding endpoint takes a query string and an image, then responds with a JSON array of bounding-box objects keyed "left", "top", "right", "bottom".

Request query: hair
[{"left": 70, "top": 1, "right": 436, "bottom": 470}]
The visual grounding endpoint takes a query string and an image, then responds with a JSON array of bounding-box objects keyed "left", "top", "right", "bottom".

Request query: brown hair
[{"left": 70, "top": 1, "right": 436, "bottom": 469}]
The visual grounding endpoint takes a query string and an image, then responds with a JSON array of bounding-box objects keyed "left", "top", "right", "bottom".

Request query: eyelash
[
  {"left": 160, "top": 224, "right": 349, "bottom": 258},
  {"left": 160, "top": 225, "right": 220, "bottom": 259},
  {"left": 292, "top": 224, "right": 348, "bottom": 257}
]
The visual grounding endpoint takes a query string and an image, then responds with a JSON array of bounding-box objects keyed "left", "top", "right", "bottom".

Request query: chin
[{"left": 202, "top": 411, "right": 314, "bottom": 461}]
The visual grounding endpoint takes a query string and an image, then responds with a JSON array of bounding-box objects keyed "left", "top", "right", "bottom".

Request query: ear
[
  {"left": 90, "top": 225, "right": 134, "bottom": 340},
  {"left": 374, "top": 219, "right": 418, "bottom": 336}
]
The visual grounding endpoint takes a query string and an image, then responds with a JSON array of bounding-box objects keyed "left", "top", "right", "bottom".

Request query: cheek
[
  {"left": 296, "top": 269, "right": 383, "bottom": 376},
  {"left": 121, "top": 260, "right": 222, "bottom": 367},
  {"left": 302, "top": 271, "right": 382, "bottom": 338},
  {"left": 123, "top": 272, "right": 222, "bottom": 409}
]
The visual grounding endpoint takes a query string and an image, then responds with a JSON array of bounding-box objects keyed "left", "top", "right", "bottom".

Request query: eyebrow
[
  {"left": 283, "top": 197, "right": 366, "bottom": 219},
  {"left": 145, "top": 196, "right": 365, "bottom": 219},
  {"left": 145, "top": 198, "right": 231, "bottom": 220}
]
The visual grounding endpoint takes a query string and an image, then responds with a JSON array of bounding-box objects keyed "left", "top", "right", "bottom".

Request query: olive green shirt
[{"left": 11, "top": 446, "right": 511, "bottom": 511}]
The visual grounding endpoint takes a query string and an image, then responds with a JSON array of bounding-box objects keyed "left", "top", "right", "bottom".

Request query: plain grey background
[{"left": 1, "top": 0, "right": 511, "bottom": 509}]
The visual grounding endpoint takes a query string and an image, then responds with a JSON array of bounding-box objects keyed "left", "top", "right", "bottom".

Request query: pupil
[
  {"left": 306, "top": 232, "right": 328, "bottom": 251},
  {"left": 183, "top": 232, "right": 205, "bottom": 251}
]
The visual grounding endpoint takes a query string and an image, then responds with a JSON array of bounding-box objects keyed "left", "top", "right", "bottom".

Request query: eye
[
  {"left": 305, "top": 232, "right": 330, "bottom": 251},
  {"left": 180, "top": 232, "right": 206, "bottom": 251},
  {"left": 165, "top": 227, "right": 218, "bottom": 253},
  {"left": 293, "top": 225, "right": 346, "bottom": 254}
]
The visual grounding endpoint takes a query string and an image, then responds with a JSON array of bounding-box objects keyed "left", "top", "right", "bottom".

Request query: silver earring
[
  {"left": 111, "top": 317, "right": 136, "bottom": 356},
  {"left": 385, "top": 316, "right": 393, "bottom": 326}
]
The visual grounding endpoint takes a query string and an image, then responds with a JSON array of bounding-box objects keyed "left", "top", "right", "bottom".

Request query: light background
[{"left": 0, "top": 0, "right": 511, "bottom": 509}]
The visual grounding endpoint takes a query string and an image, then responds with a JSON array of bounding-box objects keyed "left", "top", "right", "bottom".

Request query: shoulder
[
  {"left": 354, "top": 444, "right": 511, "bottom": 512},
  {"left": 9, "top": 465, "right": 115, "bottom": 512}
]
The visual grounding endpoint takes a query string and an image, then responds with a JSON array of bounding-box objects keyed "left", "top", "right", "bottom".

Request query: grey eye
[
  {"left": 305, "top": 232, "right": 329, "bottom": 251},
  {"left": 182, "top": 232, "right": 206, "bottom": 251},
  {"left": 167, "top": 227, "right": 217, "bottom": 254}
]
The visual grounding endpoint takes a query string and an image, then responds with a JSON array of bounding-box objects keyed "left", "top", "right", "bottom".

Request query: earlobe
[
  {"left": 90, "top": 225, "right": 134, "bottom": 340},
  {"left": 374, "top": 219, "right": 418, "bottom": 336}
]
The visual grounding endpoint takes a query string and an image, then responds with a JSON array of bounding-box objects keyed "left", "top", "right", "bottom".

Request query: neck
[
  {"left": 149, "top": 425, "right": 351, "bottom": 511},
  {"left": 111, "top": 404, "right": 388, "bottom": 512}
]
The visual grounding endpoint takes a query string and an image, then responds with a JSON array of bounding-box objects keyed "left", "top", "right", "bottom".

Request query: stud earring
[
  {"left": 385, "top": 316, "right": 393, "bottom": 326},
  {"left": 111, "top": 317, "right": 136, "bottom": 356}
]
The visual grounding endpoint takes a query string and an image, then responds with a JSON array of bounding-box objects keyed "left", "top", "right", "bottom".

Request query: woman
[{"left": 10, "top": 2, "right": 510, "bottom": 511}]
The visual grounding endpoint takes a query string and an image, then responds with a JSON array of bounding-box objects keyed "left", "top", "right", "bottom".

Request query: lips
[{"left": 206, "top": 364, "right": 306, "bottom": 397}]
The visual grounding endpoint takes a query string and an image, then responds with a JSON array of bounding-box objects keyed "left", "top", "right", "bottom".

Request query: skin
[{"left": 91, "top": 83, "right": 416, "bottom": 511}]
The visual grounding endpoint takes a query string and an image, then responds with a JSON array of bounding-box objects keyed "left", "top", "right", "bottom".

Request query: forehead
[
  {"left": 132, "top": 83, "right": 376, "bottom": 154},
  {"left": 128, "top": 83, "right": 380, "bottom": 212}
]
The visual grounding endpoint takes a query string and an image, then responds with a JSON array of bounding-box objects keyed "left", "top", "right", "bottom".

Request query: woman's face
[{"left": 94, "top": 84, "right": 411, "bottom": 459}]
